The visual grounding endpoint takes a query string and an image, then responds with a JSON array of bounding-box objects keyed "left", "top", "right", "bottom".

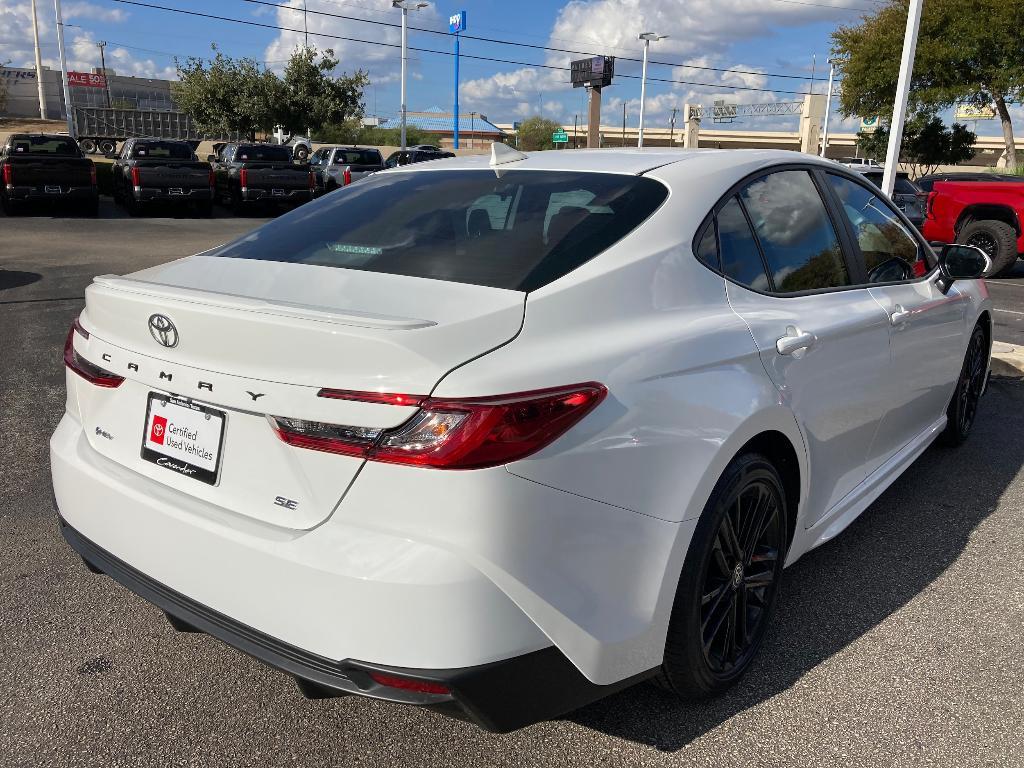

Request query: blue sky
[{"left": 2, "top": 0, "right": 1016, "bottom": 136}]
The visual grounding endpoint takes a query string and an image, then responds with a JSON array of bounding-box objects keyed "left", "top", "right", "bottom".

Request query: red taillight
[
  {"left": 63, "top": 319, "right": 124, "bottom": 388},
  {"left": 130, "top": 167, "right": 141, "bottom": 187},
  {"left": 90, "top": 164, "right": 97, "bottom": 186},
  {"left": 343, "top": 168, "right": 352, "bottom": 186},
  {"left": 367, "top": 671, "right": 450, "bottom": 696},
  {"left": 272, "top": 383, "right": 607, "bottom": 469},
  {"left": 2, "top": 162, "right": 12, "bottom": 185},
  {"left": 240, "top": 168, "right": 248, "bottom": 189}
]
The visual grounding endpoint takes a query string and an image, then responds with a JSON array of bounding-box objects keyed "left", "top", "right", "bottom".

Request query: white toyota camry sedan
[{"left": 51, "top": 146, "right": 992, "bottom": 732}]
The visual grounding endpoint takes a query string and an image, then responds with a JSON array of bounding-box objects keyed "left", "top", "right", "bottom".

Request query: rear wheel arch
[{"left": 955, "top": 205, "right": 1020, "bottom": 237}]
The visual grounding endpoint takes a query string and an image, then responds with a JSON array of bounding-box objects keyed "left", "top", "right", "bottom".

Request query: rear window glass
[
  {"left": 335, "top": 150, "right": 382, "bottom": 165},
  {"left": 235, "top": 145, "right": 292, "bottom": 162},
  {"left": 210, "top": 169, "right": 668, "bottom": 291},
  {"left": 10, "top": 136, "right": 79, "bottom": 155},
  {"left": 133, "top": 142, "right": 193, "bottom": 159}
]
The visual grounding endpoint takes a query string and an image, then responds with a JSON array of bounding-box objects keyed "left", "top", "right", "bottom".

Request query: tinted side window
[
  {"left": 718, "top": 197, "right": 770, "bottom": 291},
  {"left": 827, "top": 174, "right": 931, "bottom": 283},
  {"left": 695, "top": 220, "right": 719, "bottom": 270},
  {"left": 740, "top": 170, "right": 849, "bottom": 293}
]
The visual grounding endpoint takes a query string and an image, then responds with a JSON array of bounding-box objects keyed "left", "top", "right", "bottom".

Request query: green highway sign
[{"left": 552, "top": 130, "right": 569, "bottom": 143}]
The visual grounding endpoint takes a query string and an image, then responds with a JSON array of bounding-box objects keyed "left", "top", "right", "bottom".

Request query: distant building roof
[{"left": 378, "top": 109, "right": 506, "bottom": 136}]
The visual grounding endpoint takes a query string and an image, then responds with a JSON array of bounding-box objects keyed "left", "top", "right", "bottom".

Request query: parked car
[
  {"left": 923, "top": 179, "right": 1024, "bottom": 276},
  {"left": 211, "top": 143, "right": 314, "bottom": 213},
  {"left": 383, "top": 148, "right": 456, "bottom": 168},
  {"left": 307, "top": 146, "right": 384, "bottom": 195},
  {"left": 53, "top": 148, "right": 992, "bottom": 733},
  {"left": 110, "top": 138, "right": 214, "bottom": 216},
  {"left": 0, "top": 133, "right": 98, "bottom": 216},
  {"left": 836, "top": 156, "right": 881, "bottom": 169},
  {"left": 857, "top": 168, "right": 927, "bottom": 229},
  {"left": 916, "top": 171, "right": 1023, "bottom": 193},
  {"left": 409, "top": 144, "right": 443, "bottom": 152}
]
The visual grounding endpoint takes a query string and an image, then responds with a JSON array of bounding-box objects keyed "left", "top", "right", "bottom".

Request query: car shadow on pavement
[
  {"left": 0, "top": 270, "right": 43, "bottom": 290},
  {"left": 568, "top": 379, "right": 1024, "bottom": 752}
]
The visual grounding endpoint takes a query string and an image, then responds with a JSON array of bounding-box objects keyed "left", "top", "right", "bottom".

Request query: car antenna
[{"left": 490, "top": 142, "right": 527, "bottom": 167}]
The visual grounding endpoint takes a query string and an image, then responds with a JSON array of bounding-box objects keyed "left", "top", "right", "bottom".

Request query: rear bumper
[
  {"left": 5, "top": 185, "right": 97, "bottom": 202},
  {"left": 135, "top": 187, "right": 213, "bottom": 202},
  {"left": 57, "top": 516, "right": 645, "bottom": 732},
  {"left": 241, "top": 188, "right": 313, "bottom": 203}
]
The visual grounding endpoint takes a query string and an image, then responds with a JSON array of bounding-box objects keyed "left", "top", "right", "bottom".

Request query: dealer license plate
[{"left": 141, "top": 393, "right": 226, "bottom": 485}]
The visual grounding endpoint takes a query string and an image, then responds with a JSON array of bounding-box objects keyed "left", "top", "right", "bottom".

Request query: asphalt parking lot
[{"left": 2, "top": 205, "right": 1023, "bottom": 767}]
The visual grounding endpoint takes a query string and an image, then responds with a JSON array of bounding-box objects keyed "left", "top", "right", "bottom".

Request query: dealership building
[{"left": 2, "top": 65, "right": 177, "bottom": 119}]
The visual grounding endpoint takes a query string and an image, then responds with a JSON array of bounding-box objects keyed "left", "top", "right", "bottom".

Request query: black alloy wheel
[
  {"left": 966, "top": 231, "right": 997, "bottom": 259},
  {"left": 657, "top": 453, "right": 787, "bottom": 698},
  {"left": 942, "top": 324, "right": 988, "bottom": 445},
  {"left": 699, "top": 475, "right": 783, "bottom": 675}
]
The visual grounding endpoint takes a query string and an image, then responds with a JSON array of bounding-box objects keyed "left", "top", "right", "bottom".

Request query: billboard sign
[
  {"left": 954, "top": 104, "right": 995, "bottom": 121},
  {"left": 571, "top": 56, "right": 614, "bottom": 89},
  {"left": 859, "top": 115, "right": 881, "bottom": 131},
  {"left": 449, "top": 10, "right": 466, "bottom": 33},
  {"left": 68, "top": 71, "right": 107, "bottom": 88}
]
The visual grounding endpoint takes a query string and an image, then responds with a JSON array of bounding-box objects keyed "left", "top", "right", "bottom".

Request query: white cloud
[{"left": 63, "top": 1, "right": 128, "bottom": 23}]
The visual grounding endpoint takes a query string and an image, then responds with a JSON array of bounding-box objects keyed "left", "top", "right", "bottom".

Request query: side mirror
[
  {"left": 937, "top": 244, "right": 990, "bottom": 292},
  {"left": 207, "top": 154, "right": 217, "bottom": 163}
]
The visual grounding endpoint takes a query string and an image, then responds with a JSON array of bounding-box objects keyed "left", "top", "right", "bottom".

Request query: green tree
[
  {"left": 516, "top": 116, "right": 564, "bottom": 151},
  {"left": 857, "top": 113, "right": 976, "bottom": 176},
  {"left": 832, "top": 0, "right": 1024, "bottom": 171},
  {"left": 174, "top": 46, "right": 282, "bottom": 140},
  {"left": 276, "top": 46, "right": 368, "bottom": 137}
]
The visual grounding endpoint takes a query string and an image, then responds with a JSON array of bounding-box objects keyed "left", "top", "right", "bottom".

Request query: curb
[{"left": 991, "top": 342, "right": 1024, "bottom": 378}]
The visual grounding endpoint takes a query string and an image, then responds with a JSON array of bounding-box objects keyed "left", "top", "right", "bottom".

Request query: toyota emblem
[{"left": 148, "top": 314, "right": 179, "bottom": 348}]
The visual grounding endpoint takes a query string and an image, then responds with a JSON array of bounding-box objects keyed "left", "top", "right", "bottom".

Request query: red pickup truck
[{"left": 922, "top": 180, "right": 1024, "bottom": 276}]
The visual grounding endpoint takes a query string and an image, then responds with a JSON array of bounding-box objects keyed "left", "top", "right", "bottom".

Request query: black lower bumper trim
[{"left": 58, "top": 515, "right": 653, "bottom": 732}]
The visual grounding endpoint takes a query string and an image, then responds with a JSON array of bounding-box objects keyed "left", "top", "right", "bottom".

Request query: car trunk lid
[{"left": 72, "top": 255, "right": 525, "bottom": 528}]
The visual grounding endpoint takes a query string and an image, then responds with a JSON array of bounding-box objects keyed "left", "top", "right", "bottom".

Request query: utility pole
[
  {"left": 393, "top": 1, "right": 427, "bottom": 151},
  {"left": 637, "top": 32, "right": 666, "bottom": 148},
  {"left": 572, "top": 114, "right": 578, "bottom": 148},
  {"left": 31, "top": 0, "right": 47, "bottom": 119},
  {"left": 668, "top": 107, "right": 677, "bottom": 145},
  {"left": 97, "top": 41, "right": 112, "bottom": 108},
  {"left": 820, "top": 59, "right": 835, "bottom": 158},
  {"left": 882, "top": 0, "right": 924, "bottom": 196},
  {"left": 303, "top": 0, "right": 309, "bottom": 47},
  {"left": 54, "top": 0, "right": 74, "bottom": 136}
]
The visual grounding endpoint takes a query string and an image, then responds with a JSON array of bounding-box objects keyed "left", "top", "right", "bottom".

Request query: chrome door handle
[
  {"left": 890, "top": 305, "right": 911, "bottom": 326},
  {"left": 776, "top": 327, "right": 817, "bottom": 356}
]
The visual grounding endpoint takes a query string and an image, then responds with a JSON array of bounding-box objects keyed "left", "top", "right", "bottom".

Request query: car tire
[
  {"left": 293, "top": 145, "right": 310, "bottom": 161},
  {"left": 940, "top": 323, "right": 988, "bottom": 447},
  {"left": 79, "top": 138, "right": 97, "bottom": 154},
  {"left": 1, "top": 195, "right": 18, "bottom": 216},
  {"left": 957, "top": 220, "right": 1018, "bottom": 277},
  {"left": 655, "top": 452, "right": 788, "bottom": 699},
  {"left": 126, "top": 193, "right": 142, "bottom": 217},
  {"left": 229, "top": 188, "right": 245, "bottom": 216},
  {"left": 98, "top": 139, "right": 117, "bottom": 157}
]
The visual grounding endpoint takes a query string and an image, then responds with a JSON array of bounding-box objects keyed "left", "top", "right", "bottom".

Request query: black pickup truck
[
  {"left": 0, "top": 133, "right": 98, "bottom": 216},
  {"left": 110, "top": 138, "right": 214, "bottom": 216},
  {"left": 211, "top": 143, "right": 313, "bottom": 213}
]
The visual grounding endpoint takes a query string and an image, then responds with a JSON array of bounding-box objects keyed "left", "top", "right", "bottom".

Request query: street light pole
[
  {"left": 97, "top": 41, "right": 112, "bottom": 108},
  {"left": 637, "top": 32, "right": 667, "bottom": 148},
  {"left": 53, "top": 0, "right": 74, "bottom": 136},
  {"left": 882, "top": 0, "right": 924, "bottom": 196},
  {"left": 31, "top": 0, "right": 47, "bottom": 119},
  {"left": 820, "top": 59, "right": 835, "bottom": 158},
  {"left": 393, "top": 1, "right": 427, "bottom": 152}
]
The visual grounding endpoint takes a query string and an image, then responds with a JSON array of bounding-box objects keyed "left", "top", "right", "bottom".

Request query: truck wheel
[
  {"left": 126, "top": 193, "right": 142, "bottom": 217},
  {"left": 294, "top": 144, "right": 310, "bottom": 161},
  {"left": 79, "top": 138, "right": 98, "bottom": 154},
  {"left": 957, "top": 219, "right": 1018, "bottom": 277},
  {"left": 98, "top": 139, "right": 117, "bottom": 156},
  {"left": 229, "top": 189, "right": 245, "bottom": 216},
  {"left": 1, "top": 194, "right": 18, "bottom": 216}
]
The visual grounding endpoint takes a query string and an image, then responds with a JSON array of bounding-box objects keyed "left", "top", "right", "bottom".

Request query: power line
[
  {"left": 102, "top": 0, "right": 819, "bottom": 95},
  {"left": 236, "top": 0, "right": 814, "bottom": 82},
  {"left": 767, "top": 0, "right": 882, "bottom": 11}
]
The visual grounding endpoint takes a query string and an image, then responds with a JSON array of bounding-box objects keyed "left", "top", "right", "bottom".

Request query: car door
[
  {"left": 714, "top": 168, "right": 894, "bottom": 527},
  {"left": 824, "top": 172, "right": 969, "bottom": 464}
]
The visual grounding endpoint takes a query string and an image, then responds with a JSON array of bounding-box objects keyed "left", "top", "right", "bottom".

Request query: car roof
[{"left": 382, "top": 147, "right": 847, "bottom": 176}]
